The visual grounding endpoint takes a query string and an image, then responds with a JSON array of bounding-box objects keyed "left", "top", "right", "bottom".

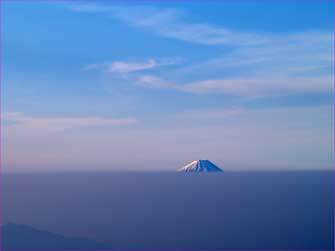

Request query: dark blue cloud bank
[{"left": 2, "top": 171, "right": 333, "bottom": 250}]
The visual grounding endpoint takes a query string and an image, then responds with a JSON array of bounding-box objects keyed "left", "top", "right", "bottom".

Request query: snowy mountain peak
[{"left": 178, "top": 160, "right": 223, "bottom": 172}]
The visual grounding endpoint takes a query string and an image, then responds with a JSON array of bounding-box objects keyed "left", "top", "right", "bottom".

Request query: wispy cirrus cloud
[
  {"left": 68, "top": 3, "right": 333, "bottom": 97},
  {"left": 111, "top": 8, "right": 267, "bottom": 46},
  {"left": 4, "top": 112, "right": 137, "bottom": 131},
  {"left": 137, "top": 74, "right": 332, "bottom": 96},
  {"left": 82, "top": 58, "right": 183, "bottom": 74},
  {"left": 180, "top": 76, "right": 333, "bottom": 96},
  {"left": 135, "top": 27, "right": 333, "bottom": 96},
  {"left": 137, "top": 75, "right": 172, "bottom": 89},
  {"left": 66, "top": 3, "right": 266, "bottom": 46},
  {"left": 176, "top": 31, "right": 333, "bottom": 77}
]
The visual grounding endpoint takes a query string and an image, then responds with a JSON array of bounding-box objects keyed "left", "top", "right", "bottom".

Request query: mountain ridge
[{"left": 2, "top": 222, "right": 110, "bottom": 250}]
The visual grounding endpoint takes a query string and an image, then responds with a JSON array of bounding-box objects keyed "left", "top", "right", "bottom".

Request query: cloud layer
[
  {"left": 69, "top": 4, "right": 333, "bottom": 97},
  {"left": 4, "top": 113, "right": 137, "bottom": 131},
  {"left": 4, "top": 106, "right": 333, "bottom": 171},
  {"left": 83, "top": 58, "right": 183, "bottom": 74},
  {"left": 138, "top": 75, "right": 332, "bottom": 96},
  {"left": 68, "top": 4, "right": 267, "bottom": 46}
]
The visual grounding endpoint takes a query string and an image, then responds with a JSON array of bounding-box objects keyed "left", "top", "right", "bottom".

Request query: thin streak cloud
[
  {"left": 137, "top": 75, "right": 333, "bottom": 96},
  {"left": 82, "top": 58, "right": 183, "bottom": 74},
  {"left": 66, "top": 4, "right": 267, "bottom": 46},
  {"left": 4, "top": 113, "right": 137, "bottom": 131}
]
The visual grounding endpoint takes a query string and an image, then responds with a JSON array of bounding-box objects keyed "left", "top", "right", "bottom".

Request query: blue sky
[{"left": 2, "top": 1, "right": 334, "bottom": 171}]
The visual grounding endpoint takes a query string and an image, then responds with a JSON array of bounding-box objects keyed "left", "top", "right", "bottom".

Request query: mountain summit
[{"left": 178, "top": 160, "right": 223, "bottom": 172}]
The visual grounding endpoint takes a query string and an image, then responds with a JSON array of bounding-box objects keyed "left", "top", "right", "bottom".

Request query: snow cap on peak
[{"left": 178, "top": 159, "right": 223, "bottom": 172}]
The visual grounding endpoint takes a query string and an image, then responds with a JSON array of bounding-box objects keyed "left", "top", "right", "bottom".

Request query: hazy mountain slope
[{"left": 2, "top": 223, "right": 110, "bottom": 250}]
